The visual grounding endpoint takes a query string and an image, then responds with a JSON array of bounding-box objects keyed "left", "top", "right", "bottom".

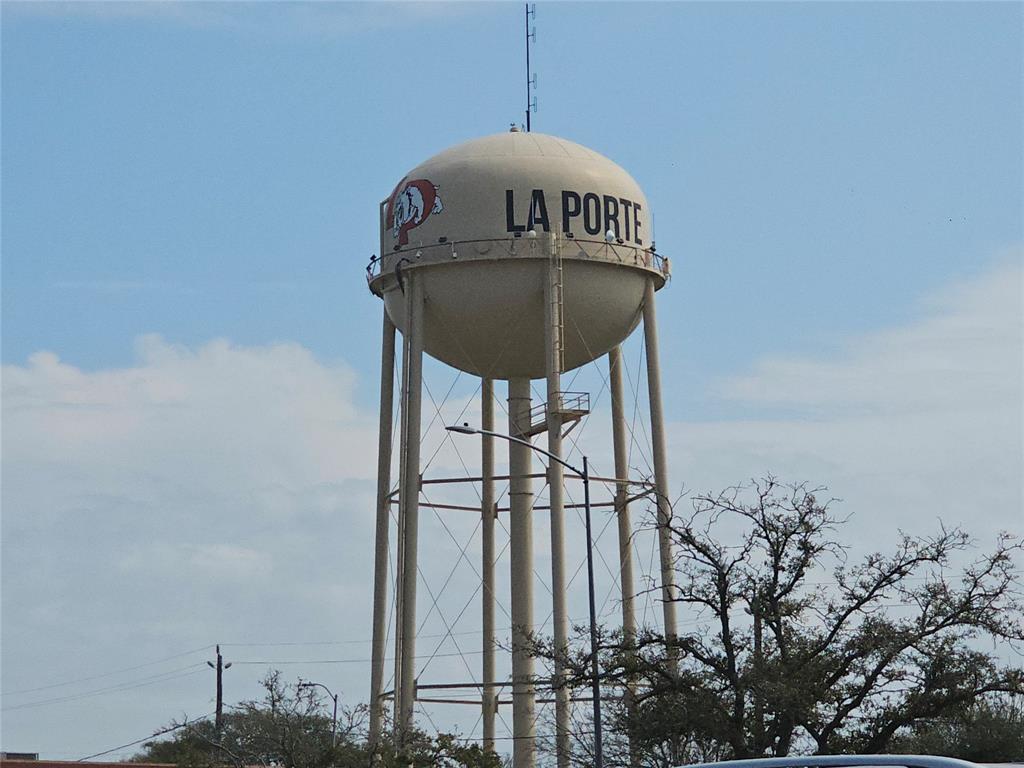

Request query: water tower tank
[{"left": 367, "top": 130, "right": 669, "bottom": 379}]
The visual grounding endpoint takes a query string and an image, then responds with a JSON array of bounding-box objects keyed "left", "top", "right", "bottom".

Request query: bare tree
[{"left": 529, "top": 478, "right": 1024, "bottom": 763}]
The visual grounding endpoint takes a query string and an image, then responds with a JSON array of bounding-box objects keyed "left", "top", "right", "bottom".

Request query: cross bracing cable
[
  {"left": 414, "top": 432, "right": 550, "bottom": 682},
  {"left": 637, "top": 526, "right": 656, "bottom": 628},
  {"left": 417, "top": 581, "right": 485, "bottom": 680},
  {"left": 558, "top": 457, "right": 629, "bottom": 595},
  {"left": 384, "top": 471, "right": 498, "bottom": 692},
  {"left": 414, "top": 381, "right": 517, "bottom": 645},
  {"left": 532, "top": 491, "right": 621, "bottom": 638},
  {"left": 419, "top": 292, "right": 528, "bottom": 427},
  {"left": 381, "top": 280, "right": 681, "bottom": 743},
  {"left": 413, "top": 553, "right": 480, "bottom": 687},
  {"left": 413, "top": 496, "right": 485, "bottom": 635},
  {"left": 412, "top": 512, "right": 490, "bottom": 682},
  {"left": 622, "top": 333, "right": 655, "bottom": 478},
  {"left": 420, "top": 368, "right": 464, "bottom": 445},
  {"left": 416, "top": 700, "right": 444, "bottom": 737},
  {"left": 415, "top": 495, "right": 517, "bottom": 679}
]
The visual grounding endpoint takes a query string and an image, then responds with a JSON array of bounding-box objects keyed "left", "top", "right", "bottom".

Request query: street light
[
  {"left": 298, "top": 680, "right": 339, "bottom": 748},
  {"left": 446, "top": 423, "right": 603, "bottom": 768}
]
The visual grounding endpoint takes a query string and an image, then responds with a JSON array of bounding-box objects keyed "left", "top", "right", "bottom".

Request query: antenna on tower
[{"left": 525, "top": 3, "right": 537, "bottom": 131}]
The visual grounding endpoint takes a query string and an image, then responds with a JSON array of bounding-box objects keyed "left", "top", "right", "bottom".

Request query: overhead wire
[
  {"left": 3, "top": 665, "right": 207, "bottom": 712},
  {"left": 1, "top": 643, "right": 214, "bottom": 697},
  {"left": 76, "top": 711, "right": 215, "bottom": 762}
]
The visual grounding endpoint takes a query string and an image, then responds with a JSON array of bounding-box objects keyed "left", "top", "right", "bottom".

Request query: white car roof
[{"left": 680, "top": 757, "right": 981, "bottom": 768}]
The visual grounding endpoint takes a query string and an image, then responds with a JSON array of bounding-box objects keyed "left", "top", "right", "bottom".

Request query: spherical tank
[{"left": 367, "top": 130, "right": 669, "bottom": 380}]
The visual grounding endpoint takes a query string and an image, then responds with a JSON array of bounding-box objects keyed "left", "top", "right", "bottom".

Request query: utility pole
[{"left": 207, "top": 645, "right": 232, "bottom": 734}]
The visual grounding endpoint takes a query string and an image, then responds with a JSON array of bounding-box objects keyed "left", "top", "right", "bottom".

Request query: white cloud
[
  {"left": 674, "top": 258, "right": 1023, "bottom": 548},
  {"left": 1, "top": 337, "right": 381, "bottom": 757},
  {"left": 718, "top": 260, "right": 1022, "bottom": 417}
]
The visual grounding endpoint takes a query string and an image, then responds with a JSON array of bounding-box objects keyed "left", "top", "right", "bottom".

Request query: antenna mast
[{"left": 525, "top": 3, "right": 536, "bottom": 131}]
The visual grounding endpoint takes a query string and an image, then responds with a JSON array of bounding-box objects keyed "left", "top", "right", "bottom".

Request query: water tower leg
[
  {"left": 544, "top": 252, "right": 570, "bottom": 768},
  {"left": 642, "top": 279, "right": 679, "bottom": 667},
  {"left": 393, "top": 313, "right": 411, "bottom": 732},
  {"left": 481, "top": 377, "right": 497, "bottom": 752},
  {"left": 608, "top": 345, "right": 636, "bottom": 640},
  {"left": 369, "top": 311, "right": 396, "bottom": 749},
  {"left": 609, "top": 344, "right": 639, "bottom": 767},
  {"left": 398, "top": 277, "right": 425, "bottom": 744},
  {"left": 508, "top": 376, "right": 536, "bottom": 768}
]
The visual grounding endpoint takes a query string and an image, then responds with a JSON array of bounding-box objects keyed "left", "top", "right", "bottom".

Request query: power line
[
  {"left": 76, "top": 710, "right": 215, "bottom": 762},
  {"left": 2, "top": 665, "right": 207, "bottom": 712},
  {"left": 1, "top": 643, "right": 214, "bottom": 697}
]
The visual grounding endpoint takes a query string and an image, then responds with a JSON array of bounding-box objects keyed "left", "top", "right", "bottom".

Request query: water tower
[{"left": 366, "top": 129, "right": 677, "bottom": 768}]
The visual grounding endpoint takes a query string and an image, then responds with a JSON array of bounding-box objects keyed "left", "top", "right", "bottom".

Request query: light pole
[
  {"left": 298, "top": 680, "right": 339, "bottom": 748},
  {"left": 446, "top": 423, "right": 603, "bottom": 768}
]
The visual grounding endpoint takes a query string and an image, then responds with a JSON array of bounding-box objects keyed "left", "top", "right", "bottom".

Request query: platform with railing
[
  {"left": 365, "top": 236, "right": 671, "bottom": 291},
  {"left": 520, "top": 391, "right": 590, "bottom": 438}
]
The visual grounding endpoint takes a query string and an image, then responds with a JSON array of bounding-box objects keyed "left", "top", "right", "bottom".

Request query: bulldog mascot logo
[{"left": 387, "top": 178, "right": 444, "bottom": 246}]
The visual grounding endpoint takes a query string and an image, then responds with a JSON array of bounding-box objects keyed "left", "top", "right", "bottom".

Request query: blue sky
[
  {"left": 2, "top": 1, "right": 1021, "bottom": 761},
  {"left": 4, "top": 2, "right": 1019, "bottom": 413}
]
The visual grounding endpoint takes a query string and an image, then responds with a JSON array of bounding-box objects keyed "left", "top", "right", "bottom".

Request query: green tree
[
  {"left": 890, "top": 695, "right": 1024, "bottom": 761},
  {"left": 530, "top": 478, "right": 1024, "bottom": 765},
  {"left": 133, "top": 671, "right": 501, "bottom": 768}
]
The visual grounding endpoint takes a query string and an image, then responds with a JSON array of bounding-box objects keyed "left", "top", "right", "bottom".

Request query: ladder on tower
[
  {"left": 522, "top": 234, "right": 584, "bottom": 439},
  {"left": 550, "top": 234, "right": 565, "bottom": 375}
]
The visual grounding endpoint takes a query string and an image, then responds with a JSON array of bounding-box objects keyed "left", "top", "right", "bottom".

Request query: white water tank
[{"left": 368, "top": 130, "right": 668, "bottom": 379}]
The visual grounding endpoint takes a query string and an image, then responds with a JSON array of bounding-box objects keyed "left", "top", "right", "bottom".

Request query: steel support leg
[
  {"left": 393, "top": 309, "right": 410, "bottom": 732},
  {"left": 608, "top": 345, "right": 636, "bottom": 642},
  {"left": 609, "top": 344, "right": 639, "bottom": 766},
  {"left": 369, "top": 311, "right": 396, "bottom": 749},
  {"left": 642, "top": 278, "right": 679, "bottom": 667},
  {"left": 508, "top": 377, "right": 535, "bottom": 768},
  {"left": 481, "top": 378, "right": 497, "bottom": 752},
  {"left": 398, "top": 277, "right": 425, "bottom": 743}
]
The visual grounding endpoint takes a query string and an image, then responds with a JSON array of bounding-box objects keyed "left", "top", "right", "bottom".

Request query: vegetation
[
  {"left": 889, "top": 695, "right": 1024, "bottom": 761},
  {"left": 132, "top": 671, "right": 501, "bottom": 768},
  {"left": 135, "top": 478, "right": 1024, "bottom": 766}
]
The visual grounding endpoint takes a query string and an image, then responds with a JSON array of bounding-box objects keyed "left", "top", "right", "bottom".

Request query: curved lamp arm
[{"left": 446, "top": 424, "right": 584, "bottom": 479}]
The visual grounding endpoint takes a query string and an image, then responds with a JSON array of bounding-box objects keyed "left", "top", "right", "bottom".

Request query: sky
[{"left": 2, "top": 0, "right": 1022, "bottom": 761}]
